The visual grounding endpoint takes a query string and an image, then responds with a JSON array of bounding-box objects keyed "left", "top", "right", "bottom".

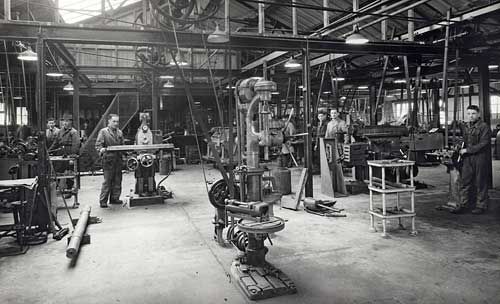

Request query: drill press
[{"left": 208, "top": 77, "right": 296, "bottom": 300}]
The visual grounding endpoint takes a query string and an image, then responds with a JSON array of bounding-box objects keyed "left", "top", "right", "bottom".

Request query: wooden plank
[
  {"left": 282, "top": 168, "right": 308, "bottom": 211},
  {"left": 320, "top": 138, "right": 335, "bottom": 197}
]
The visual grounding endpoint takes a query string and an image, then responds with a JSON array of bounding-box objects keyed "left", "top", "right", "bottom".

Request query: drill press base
[{"left": 231, "top": 260, "right": 297, "bottom": 300}]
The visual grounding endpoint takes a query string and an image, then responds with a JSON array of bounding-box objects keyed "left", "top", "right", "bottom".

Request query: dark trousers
[
  {"left": 99, "top": 154, "right": 122, "bottom": 205},
  {"left": 460, "top": 154, "right": 489, "bottom": 209}
]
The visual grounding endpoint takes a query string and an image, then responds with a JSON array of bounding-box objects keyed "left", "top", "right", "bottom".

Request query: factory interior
[{"left": 1, "top": 0, "right": 500, "bottom": 303}]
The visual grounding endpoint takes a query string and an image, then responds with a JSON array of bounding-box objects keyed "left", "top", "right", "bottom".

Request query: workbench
[{"left": 367, "top": 159, "right": 417, "bottom": 238}]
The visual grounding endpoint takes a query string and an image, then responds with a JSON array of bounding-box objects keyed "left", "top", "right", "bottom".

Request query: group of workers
[
  {"left": 46, "top": 113, "right": 124, "bottom": 208},
  {"left": 310, "top": 105, "right": 491, "bottom": 215},
  {"left": 43, "top": 103, "right": 492, "bottom": 214}
]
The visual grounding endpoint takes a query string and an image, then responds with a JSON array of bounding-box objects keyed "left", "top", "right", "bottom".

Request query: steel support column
[
  {"left": 478, "top": 59, "right": 492, "bottom": 188},
  {"left": 4, "top": 0, "right": 11, "bottom": 21},
  {"left": 73, "top": 72, "right": 80, "bottom": 131},
  {"left": 36, "top": 37, "right": 48, "bottom": 185},
  {"left": 369, "top": 84, "right": 377, "bottom": 125},
  {"left": 303, "top": 48, "right": 313, "bottom": 197}
]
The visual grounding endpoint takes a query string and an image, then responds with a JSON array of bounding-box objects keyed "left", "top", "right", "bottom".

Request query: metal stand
[{"left": 368, "top": 160, "right": 417, "bottom": 238}]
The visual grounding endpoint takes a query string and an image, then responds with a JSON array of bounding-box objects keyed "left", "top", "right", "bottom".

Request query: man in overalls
[
  {"left": 95, "top": 114, "right": 124, "bottom": 208},
  {"left": 49, "top": 114, "right": 80, "bottom": 198},
  {"left": 454, "top": 105, "right": 491, "bottom": 214}
]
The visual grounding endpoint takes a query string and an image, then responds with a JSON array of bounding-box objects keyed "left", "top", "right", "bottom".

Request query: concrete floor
[{"left": 1, "top": 162, "right": 500, "bottom": 304}]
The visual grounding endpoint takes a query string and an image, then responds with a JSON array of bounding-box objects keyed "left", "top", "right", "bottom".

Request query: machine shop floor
[{"left": 1, "top": 163, "right": 500, "bottom": 304}]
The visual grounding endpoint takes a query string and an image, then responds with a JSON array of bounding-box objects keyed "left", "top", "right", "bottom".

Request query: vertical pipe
[
  {"left": 381, "top": 5, "right": 387, "bottom": 40},
  {"left": 55, "top": 0, "right": 60, "bottom": 23},
  {"left": 258, "top": 2, "right": 265, "bottom": 34},
  {"left": 408, "top": 9, "right": 415, "bottom": 42},
  {"left": 36, "top": 38, "right": 47, "bottom": 185},
  {"left": 303, "top": 48, "right": 313, "bottom": 197},
  {"left": 4, "top": 0, "right": 11, "bottom": 21},
  {"left": 352, "top": 0, "right": 358, "bottom": 31},
  {"left": 228, "top": 46, "right": 235, "bottom": 197},
  {"left": 101, "top": 0, "right": 106, "bottom": 24},
  {"left": 369, "top": 84, "right": 377, "bottom": 125},
  {"left": 292, "top": 0, "right": 298, "bottom": 36},
  {"left": 73, "top": 72, "right": 80, "bottom": 132},
  {"left": 152, "top": 70, "right": 159, "bottom": 130},
  {"left": 323, "top": 0, "right": 329, "bottom": 28},
  {"left": 432, "top": 86, "right": 440, "bottom": 128},
  {"left": 442, "top": 9, "right": 451, "bottom": 146},
  {"left": 142, "top": 0, "right": 148, "bottom": 25},
  {"left": 224, "top": 0, "right": 230, "bottom": 34}
]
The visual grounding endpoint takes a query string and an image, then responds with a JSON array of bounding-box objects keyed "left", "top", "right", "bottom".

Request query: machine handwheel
[
  {"left": 140, "top": 154, "right": 154, "bottom": 168},
  {"left": 127, "top": 157, "right": 139, "bottom": 171}
]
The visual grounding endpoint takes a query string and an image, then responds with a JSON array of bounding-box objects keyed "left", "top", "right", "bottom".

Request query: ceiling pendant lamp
[
  {"left": 207, "top": 23, "right": 229, "bottom": 44},
  {"left": 163, "top": 80, "right": 174, "bottom": 88},
  {"left": 17, "top": 47, "right": 38, "bottom": 61},
  {"left": 63, "top": 81, "right": 74, "bottom": 91},
  {"left": 284, "top": 57, "right": 302, "bottom": 69},
  {"left": 346, "top": 25, "right": 369, "bottom": 45}
]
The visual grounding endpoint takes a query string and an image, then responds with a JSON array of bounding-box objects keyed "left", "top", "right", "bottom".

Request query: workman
[
  {"left": 453, "top": 105, "right": 491, "bottom": 214},
  {"left": 96, "top": 114, "right": 124, "bottom": 208},
  {"left": 46, "top": 118, "right": 60, "bottom": 148},
  {"left": 325, "top": 109, "right": 349, "bottom": 144},
  {"left": 313, "top": 108, "right": 329, "bottom": 173},
  {"left": 280, "top": 116, "right": 296, "bottom": 167},
  {"left": 49, "top": 114, "right": 80, "bottom": 198}
]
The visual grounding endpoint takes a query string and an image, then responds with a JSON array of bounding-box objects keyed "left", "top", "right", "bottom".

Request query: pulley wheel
[{"left": 237, "top": 216, "right": 285, "bottom": 234}]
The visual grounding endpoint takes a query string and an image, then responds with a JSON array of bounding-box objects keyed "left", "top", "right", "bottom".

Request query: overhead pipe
[
  {"left": 321, "top": 0, "right": 413, "bottom": 37},
  {"left": 310, "top": 0, "right": 394, "bottom": 37},
  {"left": 342, "top": 0, "right": 432, "bottom": 38}
]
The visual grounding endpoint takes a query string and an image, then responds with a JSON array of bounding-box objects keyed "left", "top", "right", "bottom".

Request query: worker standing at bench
[{"left": 96, "top": 114, "right": 124, "bottom": 208}]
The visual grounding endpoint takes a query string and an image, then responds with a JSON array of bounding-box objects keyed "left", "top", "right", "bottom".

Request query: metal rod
[
  {"left": 408, "top": 9, "right": 415, "bottom": 42},
  {"left": 303, "top": 46, "right": 313, "bottom": 197},
  {"left": 322, "top": 0, "right": 413, "bottom": 37},
  {"left": 311, "top": 0, "right": 394, "bottom": 37},
  {"left": 442, "top": 9, "right": 451, "bottom": 146},
  {"left": 342, "top": 0, "right": 431, "bottom": 38}
]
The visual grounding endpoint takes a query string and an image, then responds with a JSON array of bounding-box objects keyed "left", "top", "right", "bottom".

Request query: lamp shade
[
  {"left": 18, "top": 47, "right": 38, "bottom": 61},
  {"left": 207, "top": 24, "right": 229, "bottom": 43},
  {"left": 345, "top": 32, "right": 369, "bottom": 45},
  {"left": 284, "top": 57, "right": 301, "bottom": 69},
  {"left": 63, "top": 81, "right": 74, "bottom": 91}
]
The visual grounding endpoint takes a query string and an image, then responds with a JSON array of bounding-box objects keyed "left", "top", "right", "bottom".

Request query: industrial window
[
  {"left": 491, "top": 96, "right": 500, "bottom": 119},
  {"left": 58, "top": 0, "right": 141, "bottom": 24},
  {"left": 0, "top": 103, "right": 8, "bottom": 125},
  {"left": 16, "top": 107, "right": 28, "bottom": 125}
]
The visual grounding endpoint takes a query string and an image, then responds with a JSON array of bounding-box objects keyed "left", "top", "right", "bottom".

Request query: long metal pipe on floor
[{"left": 66, "top": 205, "right": 91, "bottom": 259}]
